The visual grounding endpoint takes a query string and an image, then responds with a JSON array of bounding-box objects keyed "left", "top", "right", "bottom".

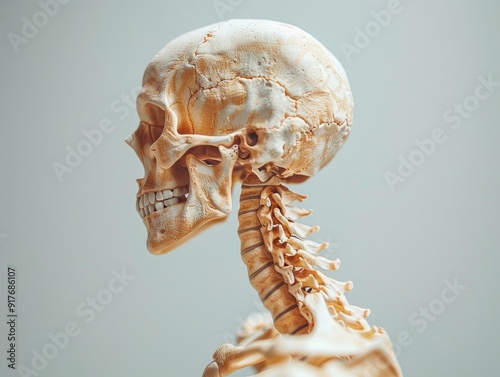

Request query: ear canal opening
[{"left": 246, "top": 130, "right": 259, "bottom": 146}]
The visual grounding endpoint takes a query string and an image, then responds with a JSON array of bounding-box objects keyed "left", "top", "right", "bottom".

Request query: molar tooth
[
  {"left": 162, "top": 189, "right": 173, "bottom": 199},
  {"left": 154, "top": 201, "right": 164, "bottom": 211},
  {"left": 140, "top": 208, "right": 145, "bottom": 217},
  {"left": 156, "top": 191, "right": 164, "bottom": 201},
  {"left": 148, "top": 203, "right": 154, "bottom": 213},
  {"left": 148, "top": 192, "right": 155, "bottom": 204},
  {"left": 142, "top": 195, "right": 148, "bottom": 207},
  {"left": 163, "top": 197, "right": 180, "bottom": 207},
  {"left": 139, "top": 198, "right": 145, "bottom": 209},
  {"left": 173, "top": 186, "right": 188, "bottom": 197},
  {"left": 136, "top": 199, "right": 140, "bottom": 211},
  {"left": 144, "top": 205, "right": 150, "bottom": 216}
]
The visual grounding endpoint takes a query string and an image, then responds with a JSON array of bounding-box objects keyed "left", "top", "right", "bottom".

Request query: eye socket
[
  {"left": 140, "top": 103, "right": 165, "bottom": 127},
  {"left": 246, "top": 131, "right": 258, "bottom": 146},
  {"left": 140, "top": 103, "right": 165, "bottom": 144}
]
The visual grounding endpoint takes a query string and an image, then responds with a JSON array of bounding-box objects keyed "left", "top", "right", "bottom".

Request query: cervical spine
[
  {"left": 238, "top": 183, "right": 378, "bottom": 338},
  {"left": 238, "top": 184, "right": 308, "bottom": 335}
]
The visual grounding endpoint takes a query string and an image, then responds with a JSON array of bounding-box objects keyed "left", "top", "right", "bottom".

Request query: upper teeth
[{"left": 136, "top": 185, "right": 189, "bottom": 218}]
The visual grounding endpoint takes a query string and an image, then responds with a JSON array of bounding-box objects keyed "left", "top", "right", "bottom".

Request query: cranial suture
[{"left": 128, "top": 19, "right": 403, "bottom": 377}]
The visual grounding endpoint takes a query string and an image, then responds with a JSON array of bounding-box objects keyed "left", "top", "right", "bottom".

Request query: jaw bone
[{"left": 128, "top": 19, "right": 403, "bottom": 377}]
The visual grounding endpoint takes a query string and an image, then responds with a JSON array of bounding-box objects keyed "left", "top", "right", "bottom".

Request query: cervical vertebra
[{"left": 128, "top": 19, "right": 402, "bottom": 377}]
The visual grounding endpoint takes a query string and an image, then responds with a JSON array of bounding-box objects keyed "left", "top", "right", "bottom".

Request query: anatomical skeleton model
[{"left": 127, "top": 19, "right": 403, "bottom": 376}]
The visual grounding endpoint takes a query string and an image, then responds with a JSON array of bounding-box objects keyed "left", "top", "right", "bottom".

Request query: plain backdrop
[{"left": 1, "top": 1, "right": 499, "bottom": 376}]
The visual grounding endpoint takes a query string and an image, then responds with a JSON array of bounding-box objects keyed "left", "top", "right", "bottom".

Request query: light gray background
[{"left": 1, "top": 1, "right": 499, "bottom": 376}]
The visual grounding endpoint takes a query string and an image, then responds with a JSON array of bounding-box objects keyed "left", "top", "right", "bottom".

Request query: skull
[{"left": 127, "top": 19, "right": 353, "bottom": 254}]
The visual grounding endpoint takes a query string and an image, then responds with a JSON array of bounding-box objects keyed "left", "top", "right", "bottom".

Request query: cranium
[{"left": 127, "top": 19, "right": 353, "bottom": 254}]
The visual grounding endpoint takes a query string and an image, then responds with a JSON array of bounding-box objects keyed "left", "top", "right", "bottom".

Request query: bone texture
[
  {"left": 203, "top": 293, "right": 402, "bottom": 377},
  {"left": 238, "top": 184, "right": 309, "bottom": 335},
  {"left": 127, "top": 19, "right": 352, "bottom": 254},
  {"left": 238, "top": 183, "right": 375, "bottom": 337},
  {"left": 201, "top": 182, "right": 404, "bottom": 376},
  {"left": 127, "top": 19, "right": 403, "bottom": 377}
]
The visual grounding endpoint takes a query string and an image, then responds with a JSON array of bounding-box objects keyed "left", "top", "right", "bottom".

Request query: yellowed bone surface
[
  {"left": 203, "top": 294, "right": 402, "bottom": 377},
  {"left": 127, "top": 19, "right": 352, "bottom": 254},
  {"left": 128, "top": 19, "right": 403, "bottom": 377},
  {"left": 203, "top": 184, "right": 403, "bottom": 376}
]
